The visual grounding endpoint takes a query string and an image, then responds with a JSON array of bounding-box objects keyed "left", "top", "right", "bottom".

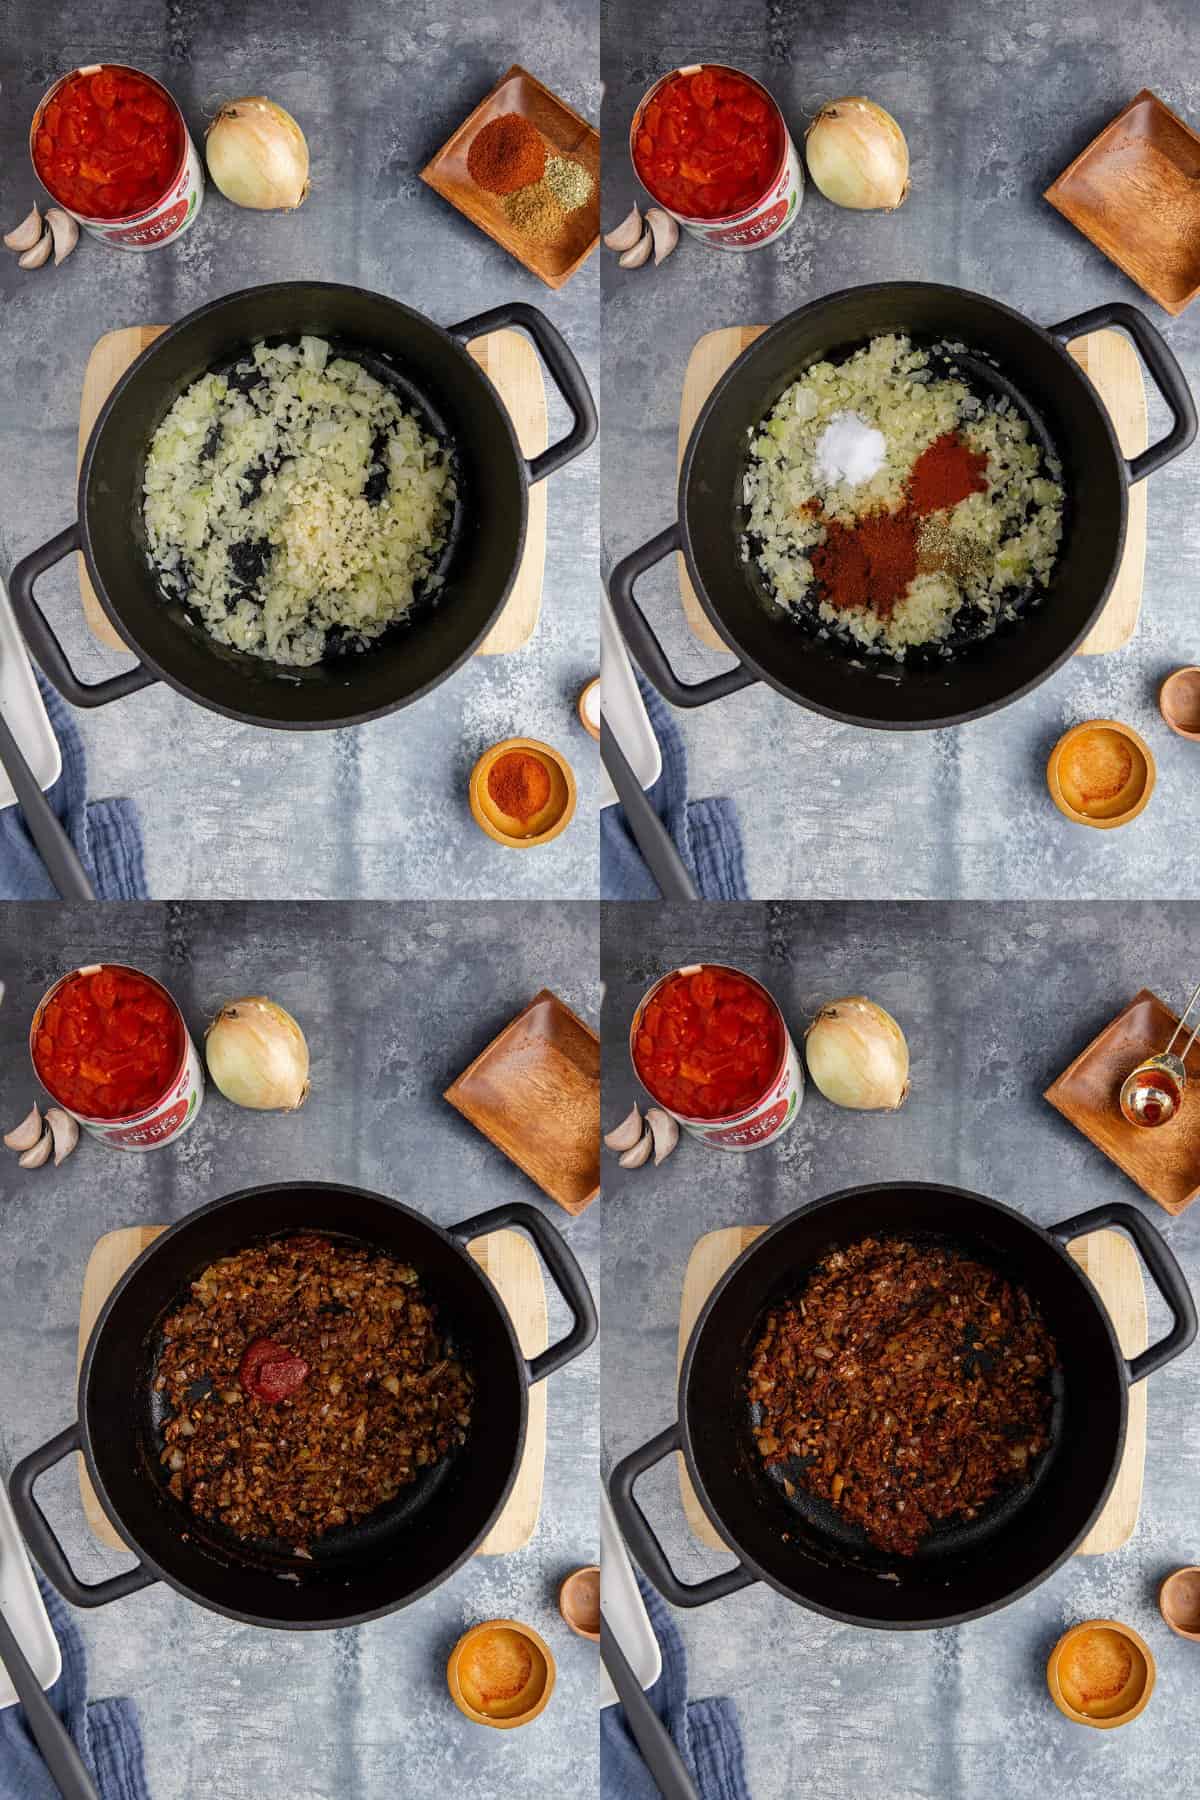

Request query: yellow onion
[
  {"left": 205, "top": 98, "right": 310, "bottom": 211},
  {"left": 805, "top": 98, "right": 909, "bottom": 211},
  {"left": 205, "top": 997, "right": 310, "bottom": 1111},
  {"left": 805, "top": 997, "right": 909, "bottom": 1111}
]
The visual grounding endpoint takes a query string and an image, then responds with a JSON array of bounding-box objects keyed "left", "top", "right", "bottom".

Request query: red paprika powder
[
  {"left": 467, "top": 114, "right": 546, "bottom": 196},
  {"left": 488, "top": 750, "right": 552, "bottom": 820},
  {"left": 810, "top": 508, "right": 919, "bottom": 620},
  {"left": 908, "top": 431, "right": 989, "bottom": 516}
]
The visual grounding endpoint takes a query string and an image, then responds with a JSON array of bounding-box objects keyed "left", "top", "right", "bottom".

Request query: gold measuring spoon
[{"left": 1120, "top": 979, "right": 1200, "bottom": 1128}]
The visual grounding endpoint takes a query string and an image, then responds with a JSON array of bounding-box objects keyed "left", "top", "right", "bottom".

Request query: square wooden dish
[
  {"left": 1045, "top": 988, "right": 1200, "bottom": 1214},
  {"left": 1045, "top": 89, "right": 1200, "bottom": 315},
  {"left": 445, "top": 989, "right": 600, "bottom": 1214},
  {"left": 421, "top": 65, "right": 599, "bottom": 290}
]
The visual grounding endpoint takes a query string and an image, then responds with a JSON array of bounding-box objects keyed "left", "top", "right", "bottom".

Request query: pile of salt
[{"left": 812, "top": 410, "right": 886, "bottom": 487}]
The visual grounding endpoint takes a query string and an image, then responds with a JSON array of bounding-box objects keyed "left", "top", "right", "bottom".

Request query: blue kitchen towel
[
  {"left": 601, "top": 1572, "right": 750, "bottom": 1800},
  {"left": 0, "top": 675, "right": 147, "bottom": 900},
  {"left": 601, "top": 675, "right": 748, "bottom": 901},
  {"left": 0, "top": 1574, "right": 149, "bottom": 1800}
]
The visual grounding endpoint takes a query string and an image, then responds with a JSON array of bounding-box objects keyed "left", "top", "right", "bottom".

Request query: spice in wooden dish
[
  {"left": 544, "top": 155, "right": 593, "bottom": 213},
  {"left": 488, "top": 749, "right": 552, "bottom": 821},
  {"left": 502, "top": 178, "right": 569, "bottom": 243},
  {"left": 468, "top": 113, "right": 545, "bottom": 196}
]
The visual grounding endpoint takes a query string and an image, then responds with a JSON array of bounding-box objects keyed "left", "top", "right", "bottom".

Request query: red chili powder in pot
[
  {"left": 488, "top": 750, "right": 552, "bottom": 821},
  {"left": 810, "top": 508, "right": 919, "bottom": 620},
  {"left": 908, "top": 431, "right": 990, "bottom": 515},
  {"left": 467, "top": 114, "right": 546, "bottom": 195}
]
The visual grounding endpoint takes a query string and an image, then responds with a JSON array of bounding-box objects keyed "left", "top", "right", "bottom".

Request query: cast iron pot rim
[
  {"left": 677, "top": 280, "right": 1129, "bottom": 731},
  {"left": 677, "top": 1178, "right": 1127, "bottom": 1631},
  {"left": 77, "top": 1178, "right": 529, "bottom": 1630},
  {"left": 77, "top": 281, "right": 529, "bottom": 732}
]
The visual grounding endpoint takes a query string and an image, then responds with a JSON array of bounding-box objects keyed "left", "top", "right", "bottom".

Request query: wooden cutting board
[
  {"left": 77, "top": 1224, "right": 546, "bottom": 1558},
  {"left": 676, "top": 325, "right": 1147, "bottom": 657},
  {"left": 676, "top": 1223, "right": 1146, "bottom": 1558},
  {"left": 77, "top": 324, "right": 547, "bottom": 656}
]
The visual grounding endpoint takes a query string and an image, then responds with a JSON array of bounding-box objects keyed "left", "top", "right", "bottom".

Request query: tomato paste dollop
[
  {"left": 634, "top": 965, "right": 782, "bottom": 1120},
  {"left": 239, "top": 1337, "right": 311, "bottom": 1404}
]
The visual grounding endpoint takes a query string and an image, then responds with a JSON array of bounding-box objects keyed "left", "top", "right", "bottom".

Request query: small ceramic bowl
[
  {"left": 1047, "top": 1619, "right": 1156, "bottom": 1729},
  {"left": 1159, "top": 667, "right": 1200, "bottom": 741},
  {"left": 1047, "top": 719, "right": 1156, "bottom": 829},
  {"left": 577, "top": 678, "right": 601, "bottom": 741},
  {"left": 469, "top": 738, "right": 577, "bottom": 848},
  {"left": 1159, "top": 1566, "right": 1200, "bottom": 1640},
  {"left": 559, "top": 1565, "right": 600, "bottom": 1640},
  {"left": 447, "top": 1618, "right": 556, "bottom": 1730}
]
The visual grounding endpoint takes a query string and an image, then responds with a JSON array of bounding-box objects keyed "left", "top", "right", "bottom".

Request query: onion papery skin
[
  {"left": 205, "top": 97, "right": 310, "bottom": 211},
  {"left": 804, "top": 996, "right": 910, "bottom": 1111},
  {"left": 805, "top": 97, "right": 910, "bottom": 212},
  {"left": 205, "top": 997, "right": 311, "bottom": 1112}
]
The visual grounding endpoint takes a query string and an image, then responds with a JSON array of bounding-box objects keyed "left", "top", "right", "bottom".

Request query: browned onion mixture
[
  {"left": 154, "top": 1234, "right": 473, "bottom": 1550},
  {"left": 746, "top": 1236, "right": 1058, "bottom": 1556}
]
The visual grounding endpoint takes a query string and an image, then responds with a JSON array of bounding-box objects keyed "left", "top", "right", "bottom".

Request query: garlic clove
[
  {"left": 604, "top": 1104, "right": 643, "bottom": 1152},
  {"left": 618, "top": 229, "right": 654, "bottom": 270},
  {"left": 645, "top": 207, "right": 679, "bottom": 266},
  {"left": 3, "top": 205, "right": 42, "bottom": 252},
  {"left": 603, "top": 205, "right": 643, "bottom": 252},
  {"left": 45, "top": 1107, "right": 79, "bottom": 1165},
  {"left": 645, "top": 1106, "right": 680, "bottom": 1164},
  {"left": 4, "top": 1105, "right": 42, "bottom": 1152},
  {"left": 45, "top": 208, "right": 79, "bottom": 266},
  {"left": 19, "top": 1129, "right": 53, "bottom": 1169},
  {"left": 18, "top": 229, "right": 53, "bottom": 270},
  {"left": 618, "top": 1129, "right": 654, "bottom": 1169}
]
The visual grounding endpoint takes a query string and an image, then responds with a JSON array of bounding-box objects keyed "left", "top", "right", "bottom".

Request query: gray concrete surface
[
  {"left": 601, "top": 0, "right": 1200, "bottom": 899},
  {"left": 602, "top": 902, "right": 1200, "bottom": 1799},
  {"left": 0, "top": 1, "right": 598, "bottom": 900},
  {"left": 0, "top": 902, "right": 600, "bottom": 1800}
]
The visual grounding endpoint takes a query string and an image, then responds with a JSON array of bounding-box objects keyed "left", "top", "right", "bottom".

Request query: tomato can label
[
  {"left": 629, "top": 964, "right": 804, "bottom": 1153},
  {"left": 30, "top": 966, "right": 205, "bottom": 1152},
  {"left": 30, "top": 67, "right": 204, "bottom": 252}
]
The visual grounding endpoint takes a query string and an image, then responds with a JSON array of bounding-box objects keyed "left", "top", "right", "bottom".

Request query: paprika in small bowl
[{"left": 469, "top": 736, "right": 576, "bottom": 847}]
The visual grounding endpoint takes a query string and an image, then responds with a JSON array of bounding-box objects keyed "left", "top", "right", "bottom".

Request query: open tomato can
[
  {"left": 30, "top": 963, "right": 204, "bottom": 1151},
  {"left": 30, "top": 63, "right": 203, "bottom": 251},
  {"left": 629, "top": 63, "right": 802, "bottom": 252},
  {"left": 629, "top": 963, "right": 803, "bottom": 1152}
]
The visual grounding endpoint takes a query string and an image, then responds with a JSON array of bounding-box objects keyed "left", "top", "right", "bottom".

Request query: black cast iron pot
[
  {"left": 10, "top": 1182, "right": 597, "bottom": 1630},
  {"left": 611, "top": 1183, "right": 1195, "bottom": 1629},
  {"left": 10, "top": 283, "right": 596, "bottom": 730},
  {"left": 609, "top": 285, "right": 1196, "bottom": 730}
]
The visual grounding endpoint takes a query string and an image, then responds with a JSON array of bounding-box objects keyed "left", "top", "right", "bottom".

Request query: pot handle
[
  {"left": 609, "top": 526, "right": 758, "bottom": 710},
  {"left": 9, "top": 1423, "right": 158, "bottom": 1608},
  {"left": 610, "top": 1423, "right": 758, "bottom": 1609},
  {"left": 449, "top": 1201, "right": 598, "bottom": 1385},
  {"left": 9, "top": 525, "right": 158, "bottom": 709},
  {"left": 1048, "top": 303, "right": 1198, "bottom": 485},
  {"left": 1050, "top": 1201, "right": 1198, "bottom": 1384},
  {"left": 447, "top": 302, "right": 598, "bottom": 485}
]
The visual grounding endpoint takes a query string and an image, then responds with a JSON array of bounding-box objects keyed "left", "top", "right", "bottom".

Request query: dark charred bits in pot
[
  {"left": 746, "top": 1235, "right": 1058, "bottom": 1557},
  {"left": 154, "top": 1233, "right": 473, "bottom": 1552}
]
